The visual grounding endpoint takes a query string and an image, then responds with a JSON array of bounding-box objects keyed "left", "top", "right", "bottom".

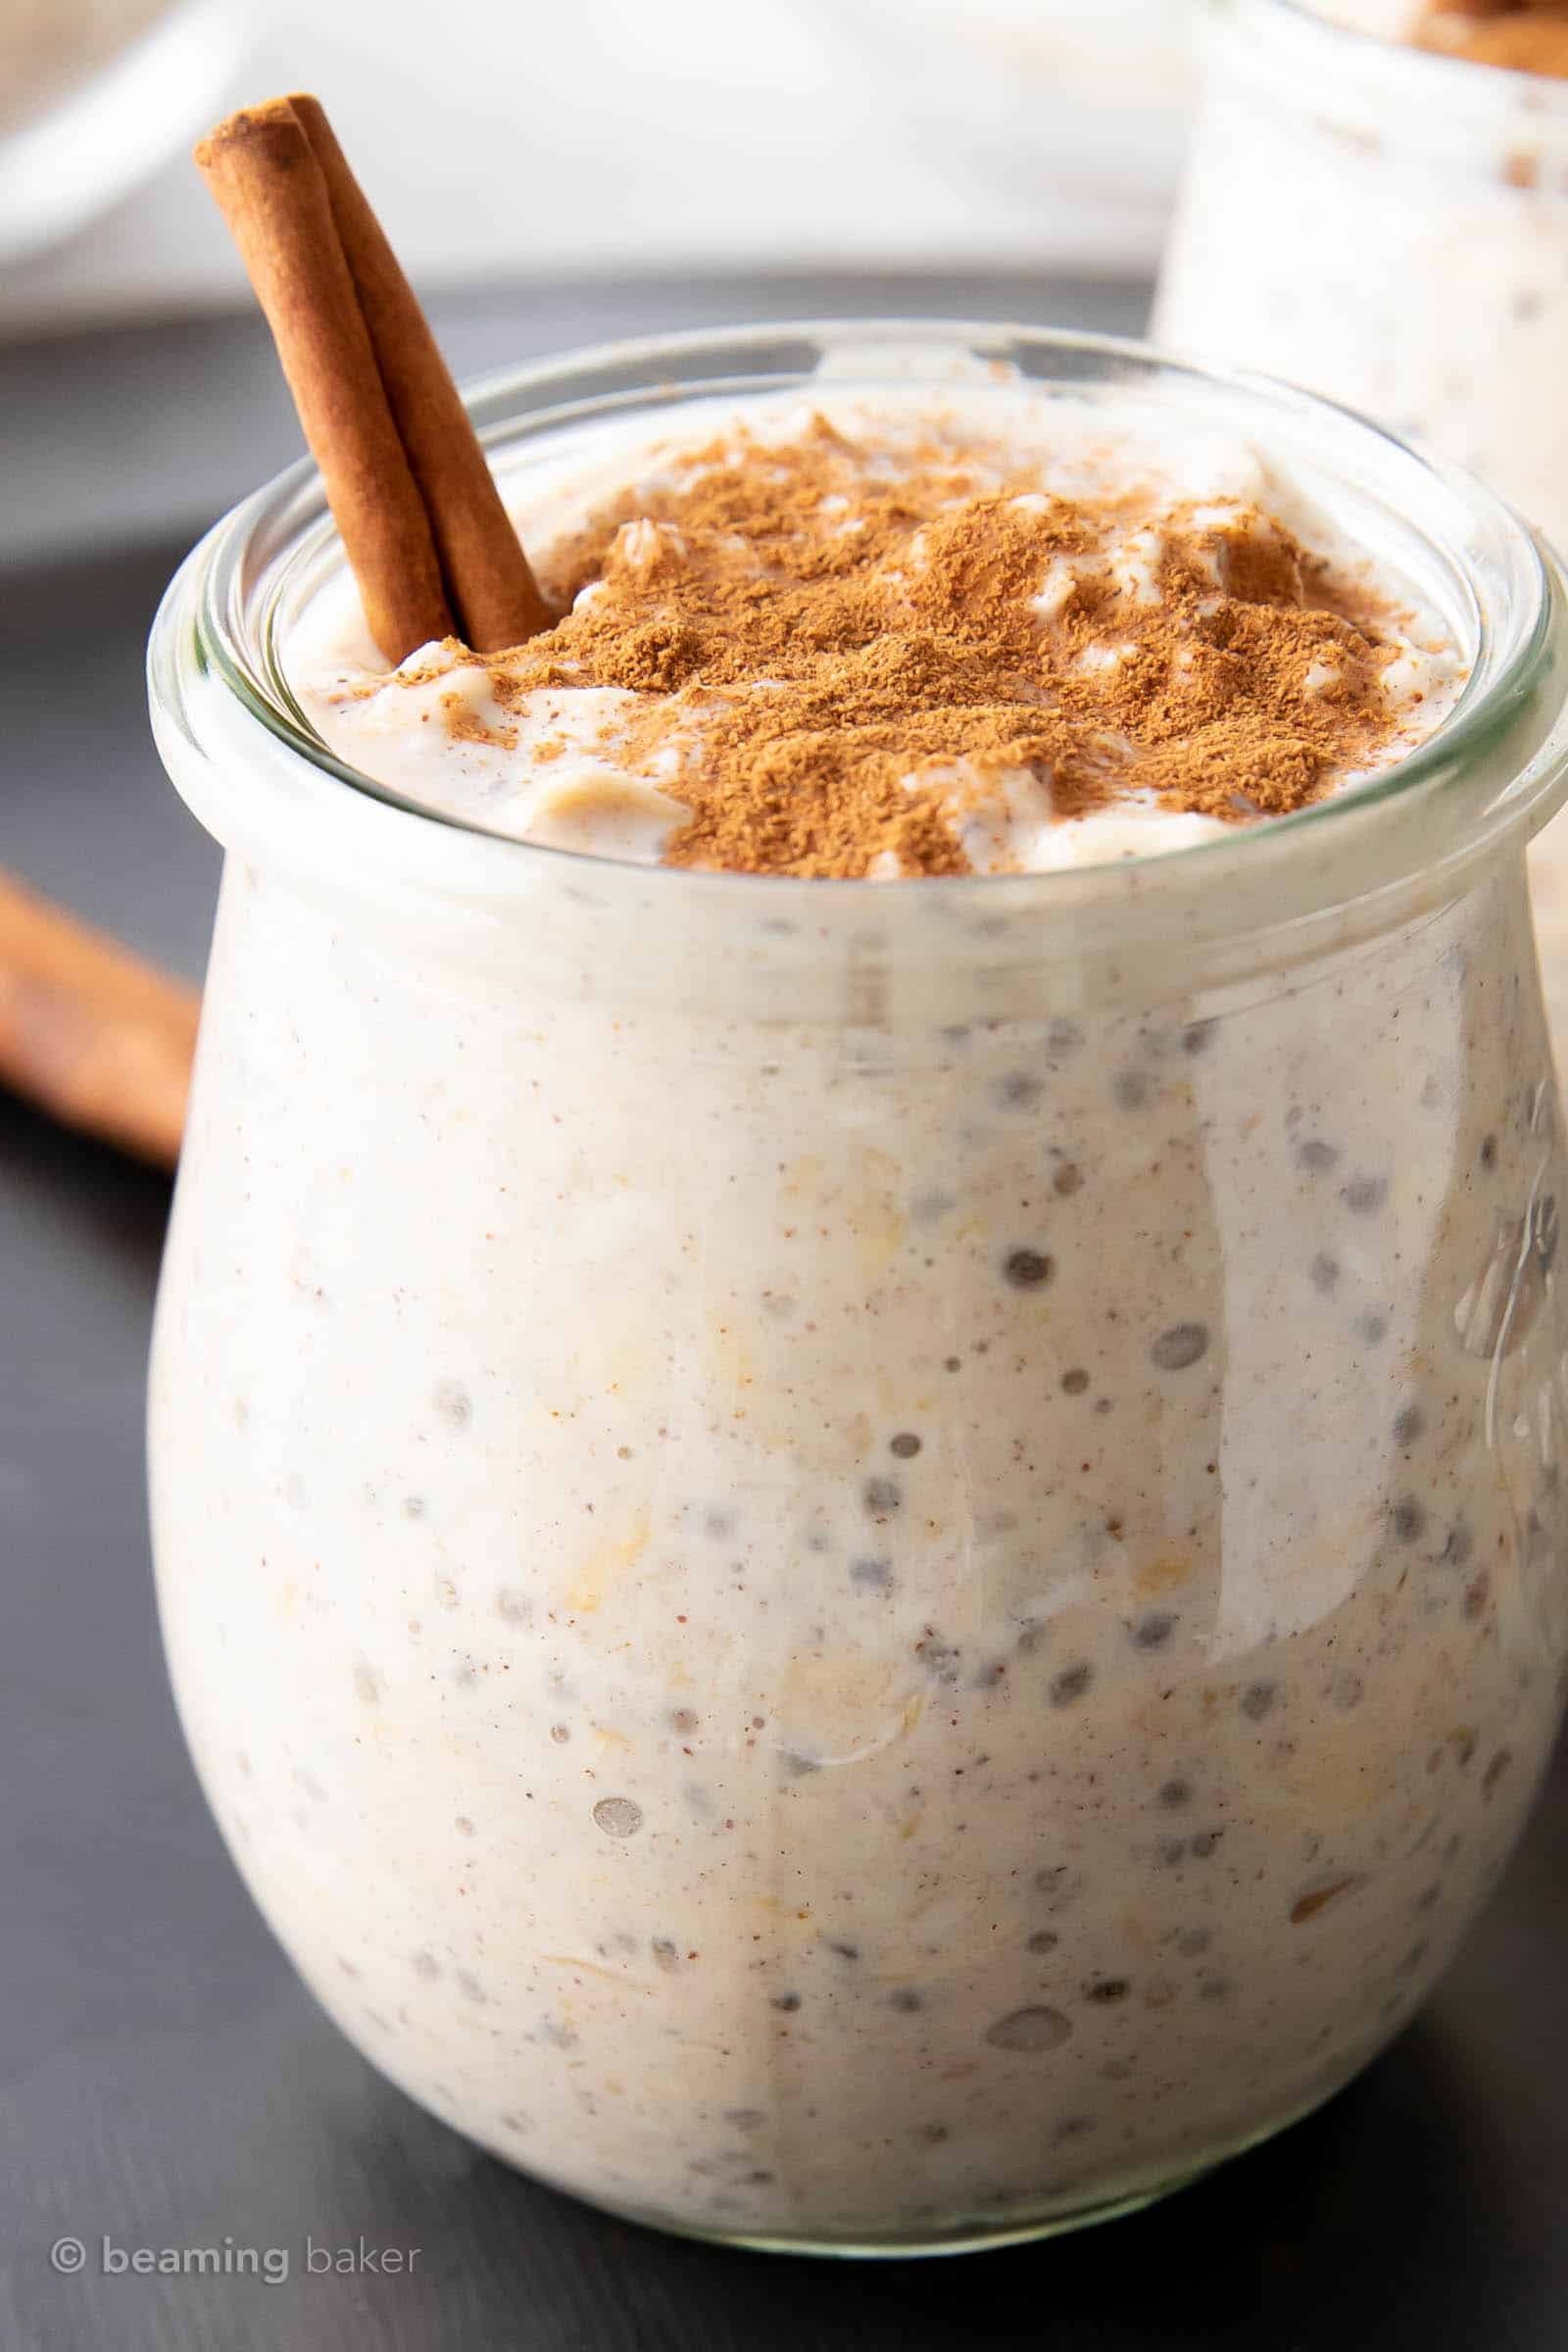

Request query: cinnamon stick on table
[
  {"left": 0, "top": 872, "right": 199, "bottom": 1170},
  {"left": 195, "top": 94, "right": 551, "bottom": 664}
]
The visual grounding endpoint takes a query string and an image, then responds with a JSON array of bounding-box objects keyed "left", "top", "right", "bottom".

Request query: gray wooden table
[{"left": 4, "top": 274, "right": 1567, "bottom": 2350}]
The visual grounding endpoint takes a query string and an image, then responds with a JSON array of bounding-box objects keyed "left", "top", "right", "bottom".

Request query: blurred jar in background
[
  {"left": 1154, "top": 0, "right": 1568, "bottom": 1052},
  {"left": 0, "top": 0, "right": 251, "bottom": 265},
  {"left": 833, "top": 0, "right": 1193, "bottom": 271},
  {"left": 1157, "top": 1, "right": 1568, "bottom": 547}
]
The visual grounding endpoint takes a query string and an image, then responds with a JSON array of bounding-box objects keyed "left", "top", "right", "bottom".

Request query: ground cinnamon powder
[
  {"left": 1417, "top": 1, "right": 1568, "bottom": 74},
  {"left": 461, "top": 414, "right": 1420, "bottom": 878}
]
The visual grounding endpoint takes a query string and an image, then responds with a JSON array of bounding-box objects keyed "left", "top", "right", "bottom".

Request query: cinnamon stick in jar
[
  {"left": 196, "top": 94, "right": 551, "bottom": 664},
  {"left": 286, "top": 93, "right": 552, "bottom": 653},
  {"left": 196, "top": 99, "right": 456, "bottom": 665},
  {"left": 0, "top": 100, "right": 556, "bottom": 1170}
]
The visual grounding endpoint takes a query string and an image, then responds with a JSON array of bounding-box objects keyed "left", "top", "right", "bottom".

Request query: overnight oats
[{"left": 145, "top": 108, "right": 1568, "bottom": 2257}]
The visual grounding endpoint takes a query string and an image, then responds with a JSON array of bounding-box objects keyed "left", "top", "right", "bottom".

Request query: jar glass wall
[{"left": 147, "top": 324, "right": 1568, "bottom": 2255}]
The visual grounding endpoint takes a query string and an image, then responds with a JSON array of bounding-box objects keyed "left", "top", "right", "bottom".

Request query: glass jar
[
  {"left": 1156, "top": 1, "right": 1568, "bottom": 549},
  {"left": 147, "top": 323, "right": 1568, "bottom": 2257}
]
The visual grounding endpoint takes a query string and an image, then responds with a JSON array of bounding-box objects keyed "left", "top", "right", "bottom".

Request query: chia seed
[
  {"left": 1004, "top": 1249, "right": 1054, "bottom": 1291},
  {"left": 1342, "top": 1173, "right": 1390, "bottom": 1214},
  {"left": 592, "top": 1797, "right": 644, "bottom": 1838},
  {"left": 1151, "top": 1323, "right": 1209, "bottom": 1372},
  {"left": 984, "top": 2006, "right": 1073, "bottom": 2052},
  {"left": 432, "top": 1380, "right": 471, "bottom": 1429},
  {"left": 1050, "top": 1663, "right": 1094, "bottom": 1708}
]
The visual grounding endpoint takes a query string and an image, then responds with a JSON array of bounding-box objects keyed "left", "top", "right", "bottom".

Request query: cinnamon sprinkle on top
[{"left": 315, "top": 405, "right": 1458, "bottom": 878}]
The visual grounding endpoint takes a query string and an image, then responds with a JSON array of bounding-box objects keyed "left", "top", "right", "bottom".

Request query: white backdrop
[{"left": 0, "top": 0, "right": 1190, "bottom": 333}]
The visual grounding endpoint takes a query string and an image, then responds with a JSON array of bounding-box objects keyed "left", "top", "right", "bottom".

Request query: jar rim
[{"left": 148, "top": 318, "right": 1568, "bottom": 954}]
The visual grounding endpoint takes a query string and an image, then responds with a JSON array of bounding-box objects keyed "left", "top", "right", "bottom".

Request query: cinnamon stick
[
  {"left": 196, "top": 100, "right": 453, "bottom": 665},
  {"left": 287, "top": 93, "right": 552, "bottom": 651},
  {"left": 196, "top": 94, "right": 549, "bottom": 663},
  {"left": 0, "top": 873, "right": 200, "bottom": 1170}
]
